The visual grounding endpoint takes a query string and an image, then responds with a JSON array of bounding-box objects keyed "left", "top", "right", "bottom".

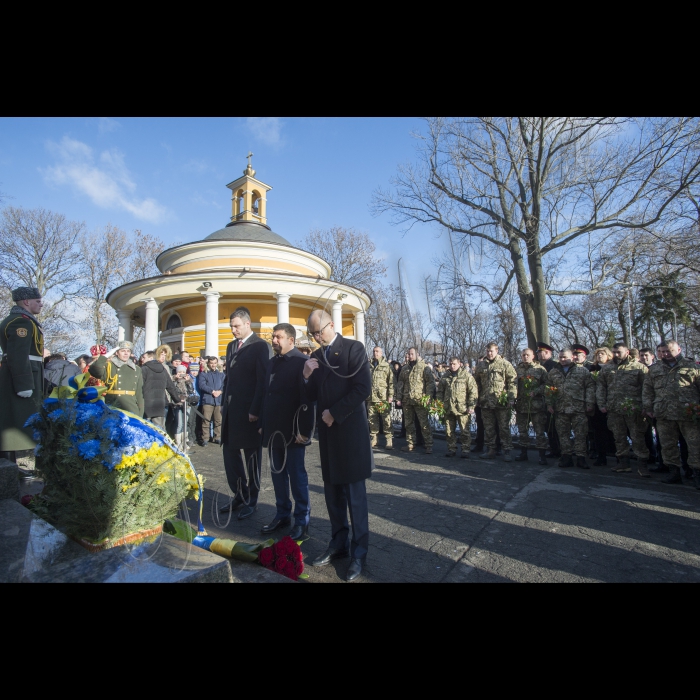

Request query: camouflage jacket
[
  {"left": 474, "top": 355, "right": 517, "bottom": 409},
  {"left": 515, "top": 361, "right": 548, "bottom": 413},
  {"left": 546, "top": 364, "right": 595, "bottom": 414},
  {"left": 437, "top": 367, "right": 478, "bottom": 416},
  {"left": 597, "top": 357, "right": 648, "bottom": 413},
  {"left": 368, "top": 357, "right": 396, "bottom": 402},
  {"left": 642, "top": 354, "right": 700, "bottom": 421},
  {"left": 396, "top": 360, "right": 436, "bottom": 405}
]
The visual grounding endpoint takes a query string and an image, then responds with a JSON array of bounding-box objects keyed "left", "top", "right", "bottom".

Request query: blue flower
[
  {"left": 24, "top": 413, "right": 42, "bottom": 428},
  {"left": 75, "top": 402, "right": 106, "bottom": 426},
  {"left": 47, "top": 409, "right": 65, "bottom": 422},
  {"left": 77, "top": 439, "right": 102, "bottom": 460},
  {"left": 32, "top": 430, "right": 42, "bottom": 442}
]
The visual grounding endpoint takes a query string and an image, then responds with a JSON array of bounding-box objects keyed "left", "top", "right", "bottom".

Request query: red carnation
[
  {"left": 259, "top": 546, "right": 274, "bottom": 568},
  {"left": 272, "top": 541, "right": 285, "bottom": 557},
  {"left": 282, "top": 561, "right": 298, "bottom": 580},
  {"left": 275, "top": 556, "right": 287, "bottom": 573}
]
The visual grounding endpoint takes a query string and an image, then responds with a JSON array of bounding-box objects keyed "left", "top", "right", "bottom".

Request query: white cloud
[
  {"left": 98, "top": 117, "right": 121, "bottom": 134},
  {"left": 41, "top": 136, "right": 170, "bottom": 224},
  {"left": 246, "top": 117, "right": 284, "bottom": 146}
]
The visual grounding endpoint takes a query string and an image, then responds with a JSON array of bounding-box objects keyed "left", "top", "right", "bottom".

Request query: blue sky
[{"left": 0, "top": 117, "right": 450, "bottom": 315}]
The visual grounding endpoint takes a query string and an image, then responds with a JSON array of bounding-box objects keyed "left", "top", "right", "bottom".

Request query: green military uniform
[
  {"left": 90, "top": 352, "right": 144, "bottom": 416},
  {"left": 475, "top": 355, "right": 517, "bottom": 454},
  {"left": 597, "top": 356, "right": 649, "bottom": 474},
  {"left": 546, "top": 364, "right": 595, "bottom": 465},
  {"left": 0, "top": 305, "right": 44, "bottom": 452},
  {"left": 642, "top": 353, "right": 700, "bottom": 485},
  {"left": 437, "top": 367, "right": 478, "bottom": 456},
  {"left": 367, "top": 356, "right": 396, "bottom": 448},
  {"left": 396, "top": 359, "right": 435, "bottom": 451},
  {"left": 514, "top": 360, "right": 549, "bottom": 453}
]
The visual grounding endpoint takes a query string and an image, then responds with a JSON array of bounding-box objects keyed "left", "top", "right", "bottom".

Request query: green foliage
[{"left": 634, "top": 271, "right": 691, "bottom": 341}]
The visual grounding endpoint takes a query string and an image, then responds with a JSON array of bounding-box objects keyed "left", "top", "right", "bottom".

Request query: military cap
[
  {"left": 117, "top": 341, "right": 133, "bottom": 350},
  {"left": 12, "top": 286, "right": 41, "bottom": 302},
  {"left": 536, "top": 341, "right": 554, "bottom": 352},
  {"left": 572, "top": 343, "right": 590, "bottom": 355}
]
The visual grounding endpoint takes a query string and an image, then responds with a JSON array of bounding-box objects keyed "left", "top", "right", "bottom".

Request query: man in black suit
[
  {"left": 259, "top": 323, "right": 314, "bottom": 541},
  {"left": 220, "top": 307, "right": 272, "bottom": 519},
  {"left": 303, "top": 309, "right": 373, "bottom": 581}
]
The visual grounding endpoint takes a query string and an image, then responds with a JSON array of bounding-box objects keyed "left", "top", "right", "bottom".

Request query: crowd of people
[{"left": 365, "top": 340, "right": 700, "bottom": 489}]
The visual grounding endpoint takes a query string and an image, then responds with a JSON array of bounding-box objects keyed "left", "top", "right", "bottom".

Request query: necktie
[{"left": 237, "top": 339, "right": 243, "bottom": 352}]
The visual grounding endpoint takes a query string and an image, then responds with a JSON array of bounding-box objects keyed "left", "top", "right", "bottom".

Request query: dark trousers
[
  {"left": 324, "top": 479, "right": 369, "bottom": 560},
  {"left": 222, "top": 442, "right": 262, "bottom": 506},
  {"left": 270, "top": 447, "right": 310, "bottom": 526},
  {"left": 546, "top": 412, "right": 560, "bottom": 455},
  {"left": 645, "top": 419, "right": 659, "bottom": 463},
  {"left": 474, "top": 406, "right": 484, "bottom": 449}
]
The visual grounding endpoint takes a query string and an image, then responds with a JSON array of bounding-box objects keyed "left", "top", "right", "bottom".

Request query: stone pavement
[{"left": 185, "top": 438, "right": 700, "bottom": 583}]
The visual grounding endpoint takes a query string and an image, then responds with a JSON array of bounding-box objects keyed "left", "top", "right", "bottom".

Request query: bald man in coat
[{"left": 303, "top": 309, "right": 373, "bottom": 581}]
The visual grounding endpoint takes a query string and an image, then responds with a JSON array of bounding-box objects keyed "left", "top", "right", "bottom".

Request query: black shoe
[
  {"left": 312, "top": 547, "right": 349, "bottom": 567},
  {"left": 237, "top": 504, "right": 257, "bottom": 520},
  {"left": 289, "top": 524, "right": 310, "bottom": 541},
  {"left": 576, "top": 456, "right": 590, "bottom": 469},
  {"left": 558, "top": 454, "right": 573, "bottom": 468},
  {"left": 346, "top": 558, "right": 364, "bottom": 581},
  {"left": 593, "top": 457, "right": 607, "bottom": 466},
  {"left": 538, "top": 449, "right": 547, "bottom": 466},
  {"left": 545, "top": 451, "right": 561, "bottom": 459},
  {"left": 445, "top": 451, "right": 456, "bottom": 458},
  {"left": 196, "top": 440, "right": 206, "bottom": 447},
  {"left": 649, "top": 464, "right": 669, "bottom": 473},
  {"left": 212, "top": 439, "right": 221, "bottom": 445},
  {"left": 514, "top": 448, "right": 528, "bottom": 462},
  {"left": 471, "top": 444, "right": 482, "bottom": 453},
  {"left": 219, "top": 496, "right": 243, "bottom": 513},
  {"left": 261, "top": 517, "right": 291, "bottom": 533}
]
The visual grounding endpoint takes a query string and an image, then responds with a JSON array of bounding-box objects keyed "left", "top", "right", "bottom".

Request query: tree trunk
[
  {"left": 508, "top": 238, "right": 537, "bottom": 348},
  {"left": 525, "top": 242, "right": 549, "bottom": 345}
]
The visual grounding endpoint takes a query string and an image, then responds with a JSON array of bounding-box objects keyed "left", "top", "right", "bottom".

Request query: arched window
[
  {"left": 252, "top": 190, "right": 260, "bottom": 216},
  {"left": 166, "top": 314, "right": 182, "bottom": 331}
]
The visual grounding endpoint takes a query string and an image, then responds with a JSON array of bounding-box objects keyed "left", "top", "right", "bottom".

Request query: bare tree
[
  {"left": 373, "top": 117, "right": 700, "bottom": 347},
  {"left": 298, "top": 226, "right": 387, "bottom": 295}
]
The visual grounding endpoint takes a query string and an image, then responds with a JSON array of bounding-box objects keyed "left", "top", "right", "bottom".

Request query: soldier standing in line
[
  {"left": 367, "top": 346, "right": 396, "bottom": 450},
  {"left": 643, "top": 339, "right": 700, "bottom": 488},
  {"left": 597, "top": 342, "right": 650, "bottom": 476},
  {"left": 536, "top": 342, "right": 561, "bottom": 458},
  {"left": 514, "top": 347, "right": 549, "bottom": 465},
  {"left": 546, "top": 348, "right": 596, "bottom": 469},
  {"left": 0, "top": 287, "right": 44, "bottom": 462},
  {"left": 475, "top": 342, "right": 517, "bottom": 461},
  {"left": 437, "top": 356, "right": 478, "bottom": 459},
  {"left": 89, "top": 340, "right": 144, "bottom": 416},
  {"left": 396, "top": 347, "right": 435, "bottom": 454}
]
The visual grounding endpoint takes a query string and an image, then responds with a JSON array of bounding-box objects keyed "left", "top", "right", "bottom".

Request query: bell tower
[{"left": 226, "top": 153, "right": 273, "bottom": 226}]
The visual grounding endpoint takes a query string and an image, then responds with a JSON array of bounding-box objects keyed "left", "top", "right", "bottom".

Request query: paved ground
[{"left": 184, "top": 436, "right": 700, "bottom": 583}]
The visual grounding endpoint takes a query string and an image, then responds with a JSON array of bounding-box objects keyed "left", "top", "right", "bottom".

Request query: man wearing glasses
[{"left": 303, "top": 309, "right": 373, "bottom": 581}]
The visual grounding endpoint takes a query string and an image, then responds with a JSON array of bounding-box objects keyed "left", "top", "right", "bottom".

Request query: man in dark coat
[
  {"left": 197, "top": 355, "right": 224, "bottom": 445},
  {"left": 259, "top": 323, "right": 315, "bottom": 541},
  {"left": 141, "top": 351, "right": 183, "bottom": 427},
  {"left": 0, "top": 287, "right": 44, "bottom": 460},
  {"left": 303, "top": 309, "right": 373, "bottom": 581},
  {"left": 220, "top": 307, "right": 272, "bottom": 519}
]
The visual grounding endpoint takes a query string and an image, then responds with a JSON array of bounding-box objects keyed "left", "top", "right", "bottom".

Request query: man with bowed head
[
  {"left": 0, "top": 287, "right": 44, "bottom": 462},
  {"left": 303, "top": 309, "right": 373, "bottom": 581}
]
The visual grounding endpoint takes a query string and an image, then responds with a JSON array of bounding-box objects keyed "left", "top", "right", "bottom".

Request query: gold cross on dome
[{"left": 246, "top": 151, "right": 254, "bottom": 168}]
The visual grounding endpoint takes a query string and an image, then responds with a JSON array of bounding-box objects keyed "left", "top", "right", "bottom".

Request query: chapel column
[
  {"left": 117, "top": 310, "right": 133, "bottom": 343},
  {"left": 354, "top": 311, "right": 365, "bottom": 346},
  {"left": 202, "top": 291, "right": 221, "bottom": 357},
  {"left": 275, "top": 293, "right": 290, "bottom": 324},
  {"left": 143, "top": 298, "right": 160, "bottom": 351},
  {"left": 332, "top": 300, "right": 343, "bottom": 337}
]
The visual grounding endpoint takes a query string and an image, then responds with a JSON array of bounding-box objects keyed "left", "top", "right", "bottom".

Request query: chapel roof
[{"left": 204, "top": 220, "right": 292, "bottom": 247}]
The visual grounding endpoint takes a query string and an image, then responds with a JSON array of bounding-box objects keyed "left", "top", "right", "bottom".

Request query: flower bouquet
[
  {"left": 258, "top": 536, "right": 307, "bottom": 581},
  {"left": 428, "top": 398, "right": 446, "bottom": 422},
  {"left": 26, "top": 374, "right": 202, "bottom": 551},
  {"left": 684, "top": 402, "right": 700, "bottom": 422},
  {"left": 590, "top": 370, "right": 600, "bottom": 380},
  {"left": 544, "top": 385, "right": 559, "bottom": 403},
  {"left": 373, "top": 401, "right": 390, "bottom": 415},
  {"left": 619, "top": 397, "right": 639, "bottom": 418}
]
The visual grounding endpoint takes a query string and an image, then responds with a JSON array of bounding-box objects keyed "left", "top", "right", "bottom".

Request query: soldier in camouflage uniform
[
  {"left": 643, "top": 340, "right": 700, "bottom": 488},
  {"left": 437, "top": 357, "right": 478, "bottom": 459},
  {"left": 474, "top": 342, "right": 517, "bottom": 461},
  {"left": 89, "top": 340, "right": 144, "bottom": 416},
  {"left": 514, "top": 348, "right": 549, "bottom": 465},
  {"left": 396, "top": 347, "right": 435, "bottom": 454},
  {"left": 546, "top": 348, "right": 595, "bottom": 469},
  {"left": 597, "top": 342, "right": 650, "bottom": 477},
  {"left": 367, "top": 346, "right": 396, "bottom": 450},
  {"left": 0, "top": 287, "right": 44, "bottom": 459}
]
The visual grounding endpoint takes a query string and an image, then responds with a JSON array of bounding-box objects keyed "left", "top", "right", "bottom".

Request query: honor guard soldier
[
  {"left": 89, "top": 340, "right": 144, "bottom": 416},
  {"left": 0, "top": 287, "right": 45, "bottom": 462}
]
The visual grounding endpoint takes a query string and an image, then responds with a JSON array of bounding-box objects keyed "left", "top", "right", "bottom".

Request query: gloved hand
[{"left": 17, "top": 390, "right": 33, "bottom": 398}]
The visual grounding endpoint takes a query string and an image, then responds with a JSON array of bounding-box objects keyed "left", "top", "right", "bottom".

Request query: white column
[
  {"left": 275, "top": 292, "right": 291, "bottom": 324},
  {"left": 354, "top": 311, "right": 365, "bottom": 346},
  {"left": 117, "top": 310, "right": 132, "bottom": 343},
  {"left": 202, "top": 291, "right": 221, "bottom": 357},
  {"left": 332, "top": 301, "right": 343, "bottom": 337},
  {"left": 143, "top": 298, "right": 159, "bottom": 351}
]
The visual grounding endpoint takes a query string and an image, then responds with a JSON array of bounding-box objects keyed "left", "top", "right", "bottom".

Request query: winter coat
[
  {"left": 43, "top": 359, "right": 80, "bottom": 394},
  {"left": 141, "top": 360, "right": 182, "bottom": 418},
  {"left": 437, "top": 367, "right": 478, "bottom": 416},
  {"left": 396, "top": 359, "right": 436, "bottom": 405},
  {"left": 546, "top": 364, "right": 595, "bottom": 414},
  {"left": 474, "top": 355, "right": 517, "bottom": 409},
  {"left": 197, "top": 369, "right": 225, "bottom": 406},
  {"left": 368, "top": 357, "right": 395, "bottom": 402},
  {"left": 642, "top": 354, "right": 700, "bottom": 421},
  {"left": 515, "top": 361, "right": 548, "bottom": 413},
  {"left": 596, "top": 357, "right": 648, "bottom": 414}
]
